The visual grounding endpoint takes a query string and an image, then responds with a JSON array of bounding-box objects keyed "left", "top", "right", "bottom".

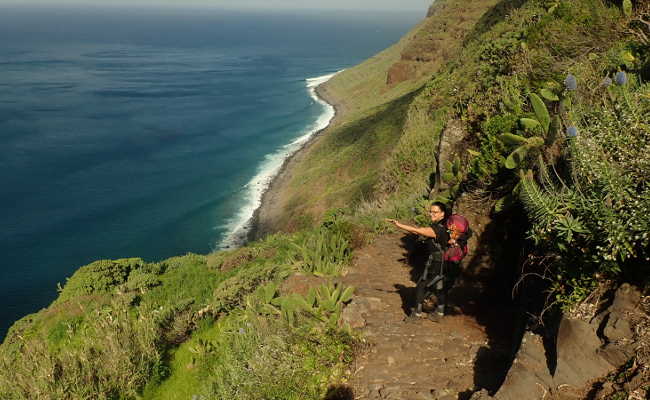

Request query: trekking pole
[{"left": 437, "top": 249, "right": 445, "bottom": 291}]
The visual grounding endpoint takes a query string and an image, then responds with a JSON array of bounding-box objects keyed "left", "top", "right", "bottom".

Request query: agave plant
[
  {"left": 310, "top": 283, "right": 355, "bottom": 327},
  {"left": 540, "top": 80, "right": 561, "bottom": 102},
  {"left": 268, "top": 283, "right": 355, "bottom": 328},
  {"left": 246, "top": 282, "right": 280, "bottom": 315},
  {"left": 289, "top": 228, "right": 351, "bottom": 276},
  {"left": 540, "top": 88, "right": 560, "bottom": 101},
  {"left": 520, "top": 93, "right": 551, "bottom": 135},
  {"left": 271, "top": 294, "right": 310, "bottom": 326}
]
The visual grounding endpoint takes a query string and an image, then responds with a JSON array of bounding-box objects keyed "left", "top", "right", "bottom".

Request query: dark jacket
[{"left": 428, "top": 220, "right": 449, "bottom": 254}]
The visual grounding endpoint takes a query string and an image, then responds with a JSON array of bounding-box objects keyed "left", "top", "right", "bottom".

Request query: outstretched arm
[{"left": 386, "top": 219, "right": 437, "bottom": 238}]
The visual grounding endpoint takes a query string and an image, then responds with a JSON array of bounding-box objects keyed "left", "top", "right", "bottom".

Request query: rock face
[
  {"left": 429, "top": 118, "right": 467, "bottom": 199},
  {"left": 493, "top": 284, "right": 643, "bottom": 399},
  {"left": 596, "top": 283, "right": 643, "bottom": 344},
  {"left": 386, "top": 62, "right": 417, "bottom": 86},
  {"left": 279, "top": 273, "right": 327, "bottom": 297},
  {"left": 387, "top": 0, "right": 504, "bottom": 86}
]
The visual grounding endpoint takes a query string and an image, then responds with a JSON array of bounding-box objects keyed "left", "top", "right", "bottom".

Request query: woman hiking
[{"left": 387, "top": 202, "right": 469, "bottom": 322}]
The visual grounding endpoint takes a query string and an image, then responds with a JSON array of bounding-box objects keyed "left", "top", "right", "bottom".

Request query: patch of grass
[
  {"left": 144, "top": 306, "right": 354, "bottom": 400},
  {"left": 142, "top": 255, "right": 217, "bottom": 309},
  {"left": 0, "top": 254, "right": 221, "bottom": 399}
]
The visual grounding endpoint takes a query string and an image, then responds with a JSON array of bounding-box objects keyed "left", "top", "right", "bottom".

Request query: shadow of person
[
  {"left": 392, "top": 233, "right": 430, "bottom": 314},
  {"left": 394, "top": 283, "right": 417, "bottom": 315},
  {"left": 324, "top": 384, "right": 354, "bottom": 400}
]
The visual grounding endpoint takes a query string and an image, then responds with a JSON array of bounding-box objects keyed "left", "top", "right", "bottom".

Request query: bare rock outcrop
[{"left": 493, "top": 284, "right": 644, "bottom": 399}]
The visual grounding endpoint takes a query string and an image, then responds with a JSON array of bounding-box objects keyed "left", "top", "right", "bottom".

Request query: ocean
[{"left": 0, "top": 5, "right": 421, "bottom": 338}]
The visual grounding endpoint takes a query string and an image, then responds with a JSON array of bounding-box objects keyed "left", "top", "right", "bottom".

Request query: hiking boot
[
  {"left": 427, "top": 311, "right": 444, "bottom": 323},
  {"left": 404, "top": 313, "right": 422, "bottom": 323},
  {"left": 422, "top": 297, "right": 438, "bottom": 313},
  {"left": 404, "top": 307, "right": 424, "bottom": 322}
]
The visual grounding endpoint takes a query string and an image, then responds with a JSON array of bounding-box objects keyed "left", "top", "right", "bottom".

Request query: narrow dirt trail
[{"left": 339, "top": 234, "right": 513, "bottom": 400}]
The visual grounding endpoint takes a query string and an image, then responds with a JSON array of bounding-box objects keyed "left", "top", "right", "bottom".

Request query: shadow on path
[{"left": 392, "top": 206, "right": 527, "bottom": 397}]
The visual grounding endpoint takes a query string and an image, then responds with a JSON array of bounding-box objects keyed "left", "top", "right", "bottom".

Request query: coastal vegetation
[
  {"left": 1, "top": 0, "right": 649, "bottom": 398},
  {"left": 0, "top": 222, "right": 358, "bottom": 398}
]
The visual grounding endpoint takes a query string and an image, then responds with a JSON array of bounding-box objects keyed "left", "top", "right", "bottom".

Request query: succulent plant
[
  {"left": 622, "top": 0, "right": 632, "bottom": 17},
  {"left": 615, "top": 71, "right": 627, "bottom": 86},
  {"left": 431, "top": 156, "right": 463, "bottom": 205},
  {"left": 602, "top": 77, "right": 612, "bottom": 87},
  {"left": 566, "top": 126, "right": 578, "bottom": 137},
  {"left": 540, "top": 88, "right": 559, "bottom": 101},
  {"left": 499, "top": 134, "right": 545, "bottom": 169},
  {"left": 519, "top": 93, "right": 551, "bottom": 135},
  {"left": 564, "top": 74, "right": 577, "bottom": 91}
]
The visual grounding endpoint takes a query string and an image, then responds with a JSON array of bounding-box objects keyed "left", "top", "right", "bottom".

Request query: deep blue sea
[{"left": 0, "top": 5, "right": 422, "bottom": 339}]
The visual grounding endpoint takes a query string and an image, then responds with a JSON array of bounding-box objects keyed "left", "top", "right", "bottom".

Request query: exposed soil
[{"left": 335, "top": 233, "right": 517, "bottom": 400}]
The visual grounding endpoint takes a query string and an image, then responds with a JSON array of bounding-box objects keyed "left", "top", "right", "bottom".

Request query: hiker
[{"left": 386, "top": 202, "right": 470, "bottom": 321}]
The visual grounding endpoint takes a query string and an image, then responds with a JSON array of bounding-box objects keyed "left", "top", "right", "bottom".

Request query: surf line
[{"left": 218, "top": 70, "right": 341, "bottom": 250}]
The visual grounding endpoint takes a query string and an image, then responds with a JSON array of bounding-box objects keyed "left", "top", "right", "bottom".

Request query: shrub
[
  {"left": 469, "top": 113, "right": 517, "bottom": 183},
  {"left": 56, "top": 258, "right": 145, "bottom": 303},
  {"left": 520, "top": 79, "right": 650, "bottom": 305},
  {"left": 212, "top": 261, "right": 290, "bottom": 313}
]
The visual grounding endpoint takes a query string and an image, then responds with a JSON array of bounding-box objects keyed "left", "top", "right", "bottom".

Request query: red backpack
[{"left": 443, "top": 214, "right": 471, "bottom": 263}]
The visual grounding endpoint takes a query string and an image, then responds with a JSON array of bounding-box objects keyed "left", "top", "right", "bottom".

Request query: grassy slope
[
  {"left": 320, "top": 0, "right": 505, "bottom": 125},
  {"left": 271, "top": 0, "right": 503, "bottom": 232}
]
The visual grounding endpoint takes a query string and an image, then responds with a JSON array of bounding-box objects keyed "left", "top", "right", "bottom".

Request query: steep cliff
[{"left": 255, "top": 0, "right": 504, "bottom": 236}]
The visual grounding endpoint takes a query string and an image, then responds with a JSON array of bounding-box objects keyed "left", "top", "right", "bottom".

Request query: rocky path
[{"left": 339, "top": 234, "right": 514, "bottom": 400}]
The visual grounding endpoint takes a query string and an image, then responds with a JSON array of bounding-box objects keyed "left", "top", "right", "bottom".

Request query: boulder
[{"left": 341, "top": 296, "right": 384, "bottom": 329}]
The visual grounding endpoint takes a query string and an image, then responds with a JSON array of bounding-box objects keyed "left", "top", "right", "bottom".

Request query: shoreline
[
  {"left": 218, "top": 72, "right": 344, "bottom": 249},
  {"left": 247, "top": 79, "right": 344, "bottom": 242}
]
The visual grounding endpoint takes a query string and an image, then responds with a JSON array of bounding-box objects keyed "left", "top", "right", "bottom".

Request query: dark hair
[{"left": 430, "top": 201, "right": 449, "bottom": 218}]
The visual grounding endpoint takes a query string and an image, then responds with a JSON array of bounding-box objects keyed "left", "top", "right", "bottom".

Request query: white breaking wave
[{"left": 217, "top": 70, "right": 341, "bottom": 250}]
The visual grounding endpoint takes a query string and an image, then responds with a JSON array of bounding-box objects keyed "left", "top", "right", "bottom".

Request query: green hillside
[{"left": 1, "top": 0, "right": 649, "bottom": 398}]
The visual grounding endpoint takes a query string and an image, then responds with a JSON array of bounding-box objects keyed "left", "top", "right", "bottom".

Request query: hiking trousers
[{"left": 414, "top": 252, "right": 460, "bottom": 315}]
